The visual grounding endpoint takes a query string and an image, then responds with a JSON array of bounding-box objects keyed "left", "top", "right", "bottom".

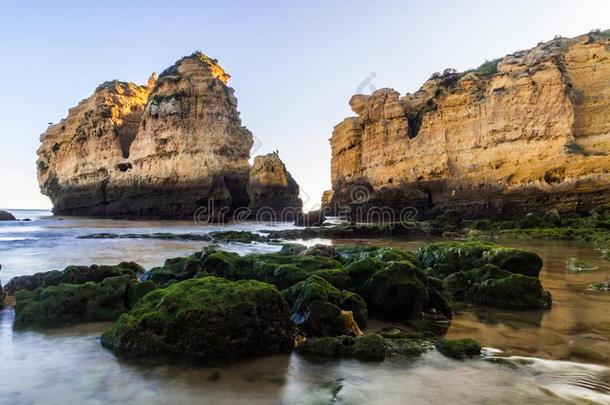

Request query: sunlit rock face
[
  {"left": 329, "top": 32, "right": 610, "bottom": 219},
  {"left": 247, "top": 152, "right": 302, "bottom": 217},
  {"left": 37, "top": 53, "right": 255, "bottom": 218}
]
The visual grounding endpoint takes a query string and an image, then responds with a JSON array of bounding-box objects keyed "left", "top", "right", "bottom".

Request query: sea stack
[
  {"left": 247, "top": 152, "right": 302, "bottom": 218},
  {"left": 36, "top": 52, "right": 276, "bottom": 218},
  {"left": 327, "top": 32, "right": 610, "bottom": 219}
]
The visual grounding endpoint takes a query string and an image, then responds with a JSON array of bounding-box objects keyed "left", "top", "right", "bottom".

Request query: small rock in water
[
  {"left": 566, "top": 258, "right": 598, "bottom": 273},
  {"left": 435, "top": 338, "right": 482, "bottom": 359},
  {"left": 588, "top": 281, "right": 610, "bottom": 292}
]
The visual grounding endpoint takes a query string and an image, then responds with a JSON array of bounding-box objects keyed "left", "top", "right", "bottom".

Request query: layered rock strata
[
  {"left": 247, "top": 152, "right": 302, "bottom": 218},
  {"left": 328, "top": 32, "right": 610, "bottom": 219},
  {"left": 37, "top": 52, "right": 267, "bottom": 218}
]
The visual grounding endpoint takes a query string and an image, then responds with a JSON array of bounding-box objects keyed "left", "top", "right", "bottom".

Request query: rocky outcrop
[
  {"left": 247, "top": 152, "right": 302, "bottom": 217},
  {"left": 37, "top": 52, "right": 257, "bottom": 218},
  {"left": 328, "top": 32, "right": 610, "bottom": 219},
  {"left": 0, "top": 210, "right": 15, "bottom": 221}
]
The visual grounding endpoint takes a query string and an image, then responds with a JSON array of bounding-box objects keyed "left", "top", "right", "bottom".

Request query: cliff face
[
  {"left": 329, "top": 32, "right": 610, "bottom": 219},
  {"left": 247, "top": 152, "right": 302, "bottom": 216},
  {"left": 37, "top": 53, "right": 257, "bottom": 218}
]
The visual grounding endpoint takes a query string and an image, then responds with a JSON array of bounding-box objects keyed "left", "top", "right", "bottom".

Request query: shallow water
[{"left": 1, "top": 210, "right": 610, "bottom": 404}]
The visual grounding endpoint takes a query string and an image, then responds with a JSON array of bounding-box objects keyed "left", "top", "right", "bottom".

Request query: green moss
[
  {"left": 282, "top": 276, "right": 367, "bottom": 336},
  {"left": 435, "top": 338, "right": 481, "bottom": 359},
  {"left": 566, "top": 258, "right": 598, "bottom": 273},
  {"left": 417, "top": 241, "right": 542, "bottom": 278},
  {"left": 363, "top": 261, "right": 429, "bottom": 320},
  {"left": 311, "top": 268, "right": 352, "bottom": 290},
  {"left": 143, "top": 255, "right": 203, "bottom": 285},
  {"left": 14, "top": 275, "right": 138, "bottom": 327},
  {"left": 297, "top": 333, "right": 430, "bottom": 360},
  {"left": 587, "top": 281, "right": 610, "bottom": 292},
  {"left": 101, "top": 277, "right": 293, "bottom": 359},
  {"left": 279, "top": 243, "right": 307, "bottom": 255},
  {"left": 466, "top": 273, "right": 552, "bottom": 309},
  {"left": 199, "top": 250, "right": 253, "bottom": 280},
  {"left": 5, "top": 262, "right": 144, "bottom": 295}
]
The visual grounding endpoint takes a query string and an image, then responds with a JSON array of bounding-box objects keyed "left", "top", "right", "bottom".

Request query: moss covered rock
[
  {"left": 282, "top": 276, "right": 367, "bottom": 336},
  {"left": 417, "top": 241, "right": 542, "bottom": 278},
  {"left": 297, "top": 333, "right": 430, "bottom": 361},
  {"left": 101, "top": 277, "right": 293, "bottom": 359},
  {"left": 435, "top": 338, "right": 481, "bottom": 359},
  {"left": 142, "top": 255, "right": 203, "bottom": 285},
  {"left": 14, "top": 275, "right": 150, "bottom": 327},
  {"left": 5, "top": 262, "right": 144, "bottom": 295},
  {"left": 362, "top": 261, "right": 429, "bottom": 320},
  {"left": 566, "top": 258, "right": 598, "bottom": 273}
]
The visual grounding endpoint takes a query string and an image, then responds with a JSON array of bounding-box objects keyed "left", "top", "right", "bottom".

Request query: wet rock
[
  {"left": 298, "top": 244, "right": 341, "bottom": 260},
  {"left": 0, "top": 210, "right": 16, "bottom": 221},
  {"left": 14, "top": 275, "right": 152, "bottom": 326},
  {"left": 282, "top": 276, "right": 367, "bottom": 336},
  {"left": 294, "top": 210, "right": 326, "bottom": 227},
  {"left": 297, "top": 333, "right": 431, "bottom": 361},
  {"left": 247, "top": 152, "right": 302, "bottom": 216},
  {"left": 566, "top": 258, "right": 598, "bottom": 273},
  {"left": 4, "top": 262, "right": 144, "bottom": 296},
  {"left": 417, "top": 241, "right": 542, "bottom": 278},
  {"left": 141, "top": 255, "right": 203, "bottom": 285},
  {"left": 588, "top": 281, "right": 610, "bottom": 292},
  {"left": 435, "top": 338, "right": 481, "bottom": 359},
  {"left": 362, "top": 261, "right": 429, "bottom": 320},
  {"left": 210, "top": 231, "right": 270, "bottom": 244},
  {"left": 279, "top": 243, "right": 307, "bottom": 255},
  {"left": 101, "top": 277, "right": 293, "bottom": 359}
]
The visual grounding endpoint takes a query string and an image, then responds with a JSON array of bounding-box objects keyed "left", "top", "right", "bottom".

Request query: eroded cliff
[
  {"left": 329, "top": 31, "right": 610, "bottom": 219},
  {"left": 37, "top": 53, "right": 264, "bottom": 218}
]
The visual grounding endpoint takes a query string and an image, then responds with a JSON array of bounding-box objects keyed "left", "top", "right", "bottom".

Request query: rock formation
[
  {"left": 0, "top": 210, "right": 16, "bottom": 221},
  {"left": 328, "top": 31, "right": 610, "bottom": 219},
  {"left": 247, "top": 152, "right": 302, "bottom": 218},
  {"left": 37, "top": 52, "right": 273, "bottom": 218}
]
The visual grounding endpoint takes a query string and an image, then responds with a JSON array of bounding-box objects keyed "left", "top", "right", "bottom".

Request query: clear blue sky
[{"left": 0, "top": 0, "right": 608, "bottom": 210}]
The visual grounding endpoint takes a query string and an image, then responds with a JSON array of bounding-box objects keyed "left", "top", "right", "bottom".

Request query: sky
[{"left": 0, "top": 0, "right": 608, "bottom": 210}]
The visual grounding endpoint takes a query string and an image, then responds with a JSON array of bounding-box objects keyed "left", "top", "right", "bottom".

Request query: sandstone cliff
[
  {"left": 37, "top": 52, "right": 262, "bottom": 218},
  {"left": 328, "top": 31, "right": 610, "bottom": 219},
  {"left": 247, "top": 152, "right": 302, "bottom": 217}
]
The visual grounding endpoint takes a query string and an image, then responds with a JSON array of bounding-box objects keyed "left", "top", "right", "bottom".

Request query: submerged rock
[
  {"left": 4, "top": 262, "right": 144, "bottom": 296},
  {"left": 566, "top": 258, "right": 599, "bottom": 273},
  {"left": 297, "top": 333, "right": 431, "bottom": 361},
  {"left": 0, "top": 210, "right": 16, "bottom": 221},
  {"left": 588, "top": 281, "right": 610, "bottom": 292},
  {"left": 435, "top": 338, "right": 482, "bottom": 359},
  {"left": 14, "top": 275, "right": 154, "bottom": 326},
  {"left": 101, "top": 277, "right": 293, "bottom": 359}
]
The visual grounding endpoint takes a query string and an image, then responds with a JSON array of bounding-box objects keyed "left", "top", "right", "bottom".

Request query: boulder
[
  {"left": 4, "top": 262, "right": 144, "bottom": 296},
  {"left": 101, "top": 277, "right": 293, "bottom": 359},
  {"left": 0, "top": 210, "right": 16, "bottom": 221},
  {"left": 14, "top": 275, "right": 154, "bottom": 326},
  {"left": 282, "top": 276, "right": 367, "bottom": 336},
  {"left": 435, "top": 338, "right": 481, "bottom": 359},
  {"left": 295, "top": 209, "right": 326, "bottom": 227}
]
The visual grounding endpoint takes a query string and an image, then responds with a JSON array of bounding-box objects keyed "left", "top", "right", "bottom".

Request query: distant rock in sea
[
  {"left": 0, "top": 210, "right": 16, "bottom": 221},
  {"left": 37, "top": 53, "right": 299, "bottom": 219}
]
